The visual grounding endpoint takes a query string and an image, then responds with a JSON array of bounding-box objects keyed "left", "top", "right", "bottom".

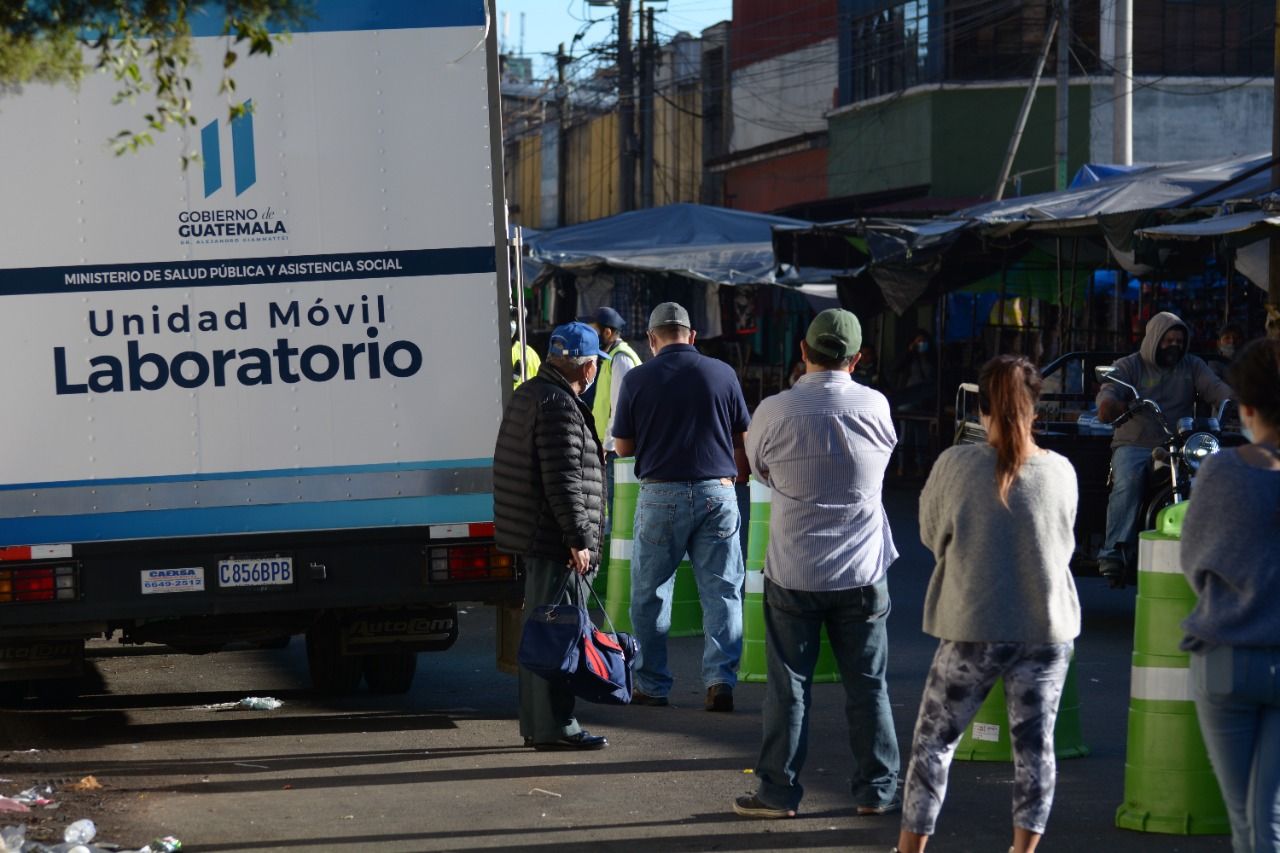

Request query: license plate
[{"left": 217, "top": 557, "right": 294, "bottom": 588}]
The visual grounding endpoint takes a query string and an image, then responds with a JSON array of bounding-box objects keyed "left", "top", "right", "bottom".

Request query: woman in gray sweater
[
  {"left": 1180, "top": 337, "right": 1280, "bottom": 853},
  {"left": 895, "top": 355, "right": 1080, "bottom": 853}
]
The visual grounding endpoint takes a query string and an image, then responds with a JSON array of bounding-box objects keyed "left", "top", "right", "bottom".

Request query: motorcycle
[{"left": 1095, "top": 365, "right": 1242, "bottom": 531}]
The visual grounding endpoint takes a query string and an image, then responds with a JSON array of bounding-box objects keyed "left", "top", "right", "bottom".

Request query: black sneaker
[
  {"left": 1098, "top": 558, "right": 1127, "bottom": 589},
  {"left": 705, "top": 682, "right": 733, "bottom": 712},
  {"left": 631, "top": 690, "right": 669, "bottom": 707},
  {"left": 733, "top": 793, "right": 795, "bottom": 819}
]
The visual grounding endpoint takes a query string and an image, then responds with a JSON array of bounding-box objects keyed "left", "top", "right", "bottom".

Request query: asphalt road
[{"left": 0, "top": 484, "right": 1232, "bottom": 852}]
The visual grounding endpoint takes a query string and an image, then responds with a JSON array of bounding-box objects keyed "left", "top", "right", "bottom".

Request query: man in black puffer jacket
[{"left": 494, "top": 321, "right": 610, "bottom": 751}]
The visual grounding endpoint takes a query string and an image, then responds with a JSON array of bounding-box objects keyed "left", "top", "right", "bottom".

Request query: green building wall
[{"left": 828, "top": 84, "right": 1093, "bottom": 202}]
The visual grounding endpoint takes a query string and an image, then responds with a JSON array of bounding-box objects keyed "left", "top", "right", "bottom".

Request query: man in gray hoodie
[{"left": 1095, "top": 311, "right": 1232, "bottom": 586}]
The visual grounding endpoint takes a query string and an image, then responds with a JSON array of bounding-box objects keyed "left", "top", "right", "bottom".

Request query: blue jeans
[
  {"left": 1190, "top": 645, "right": 1280, "bottom": 853},
  {"left": 754, "top": 577, "right": 900, "bottom": 811},
  {"left": 629, "top": 480, "right": 744, "bottom": 696},
  {"left": 1098, "top": 445, "right": 1151, "bottom": 566}
]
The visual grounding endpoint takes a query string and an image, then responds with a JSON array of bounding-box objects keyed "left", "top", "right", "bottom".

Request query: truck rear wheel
[
  {"left": 305, "top": 623, "right": 363, "bottom": 695},
  {"left": 363, "top": 652, "right": 418, "bottom": 694}
]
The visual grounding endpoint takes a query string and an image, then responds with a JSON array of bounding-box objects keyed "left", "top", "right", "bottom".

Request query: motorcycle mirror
[{"left": 1096, "top": 364, "right": 1140, "bottom": 400}]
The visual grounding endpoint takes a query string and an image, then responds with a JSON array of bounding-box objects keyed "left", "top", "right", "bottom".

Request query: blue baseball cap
[
  {"left": 580, "top": 306, "right": 627, "bottom": 331},
  {"left": 548, "top": 322, "right": 611, "bottom": 360}
]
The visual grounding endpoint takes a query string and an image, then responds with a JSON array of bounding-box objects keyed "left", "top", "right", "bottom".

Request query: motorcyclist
[{"left": 1095, "top": 311, "right": 1232, "bottom": 587}]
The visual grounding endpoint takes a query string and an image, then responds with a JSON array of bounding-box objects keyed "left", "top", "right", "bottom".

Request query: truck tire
[
  {"left": 305, "top": 624, "right": 363, "bottom": 695},
  {"left": 363, "top": 652, "right": 418, "bottom": 694}
]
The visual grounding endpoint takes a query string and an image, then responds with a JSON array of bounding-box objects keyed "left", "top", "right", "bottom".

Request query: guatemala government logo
[{"left": 180, "top": 98, "right": 288, "bottom": 246}]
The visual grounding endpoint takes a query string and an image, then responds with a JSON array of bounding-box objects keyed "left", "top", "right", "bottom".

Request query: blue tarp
[
  {"left": 525, "top": 203, "right": 813, "bottom": 286},
  {"left": 1069, "top": 163, "right": 1151, "bottom": 189}
]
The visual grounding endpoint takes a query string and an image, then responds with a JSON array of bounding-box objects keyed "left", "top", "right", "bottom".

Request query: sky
[{"left": 494, "top": 0, "right": 733, "bottom": 78}]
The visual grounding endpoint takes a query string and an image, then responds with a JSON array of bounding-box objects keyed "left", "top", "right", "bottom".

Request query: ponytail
[{"left": 978, "top": 355, "right": 1042, "bottom": 506}]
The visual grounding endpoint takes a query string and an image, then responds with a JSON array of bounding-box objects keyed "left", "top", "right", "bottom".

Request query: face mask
[
  {"left": 1242, "top": 426, "right": 1255, "bottom": 443},
  {"left": 1155, "top": 345, "right": 1183, "bottom": 368},
  {"left": 1218, "top": 344, "right": 1236, "bottom": 359},
  {"left": 915, "top": 341, "right": 929, "bottom": 353}
]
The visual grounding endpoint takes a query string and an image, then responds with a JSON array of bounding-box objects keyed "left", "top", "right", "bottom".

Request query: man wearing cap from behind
[
  {"left": 493, "top": 321, "right": 611, "bottom": 750},
  {"left": 734, "top": 308, "right": 901, "bottom": 819},
  {"left": 582, "top": 307, "right": 642, "bottom": 525},
  {"left": 611, "top": 302, "right": 751, "bottom": 712}
]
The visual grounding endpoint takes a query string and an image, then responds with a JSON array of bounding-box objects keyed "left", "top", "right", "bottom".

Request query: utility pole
[
  {"left": 1055, "top": 0, "right": 1070, "bottom": 190},
  {"left": 617, "top": 0, "right": 636, "bottom": 212},
  {"left": 994, "top": 11, "right": 1058, "bottom": 200},
  {"left": 1112, "top": 0, "right": 1132, "bottom": 164},
  {"left": 556, "top": 43, "right": 570, "bottom": 228},
  {"left": 640, "top": 5, "right": 656, "bottom": 209}
]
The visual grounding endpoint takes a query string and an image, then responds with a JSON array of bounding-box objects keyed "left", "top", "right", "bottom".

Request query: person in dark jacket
[
  {"left": 493, "top": 321, "right": 611, "bottom": 751},
  {"left": 1094, "top": 311, "right": 1232, "bottom": 586}
]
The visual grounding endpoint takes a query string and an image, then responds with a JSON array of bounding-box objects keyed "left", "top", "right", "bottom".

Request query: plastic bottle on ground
[{"left": 64, "top": 819, "right": 97, "bottom": 844}]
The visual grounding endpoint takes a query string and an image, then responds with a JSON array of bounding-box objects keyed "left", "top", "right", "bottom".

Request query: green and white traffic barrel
[{"left": 1114, "top": 501, "right": 1228, "bottom": 835}]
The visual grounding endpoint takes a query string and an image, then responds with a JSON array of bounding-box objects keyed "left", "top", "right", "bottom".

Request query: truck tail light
[
  {"left": 427, "top": 544, "right": 514, "bottom": 582},
  {"left": 0, "top": 565, "right": 77, "bottom": 603}
]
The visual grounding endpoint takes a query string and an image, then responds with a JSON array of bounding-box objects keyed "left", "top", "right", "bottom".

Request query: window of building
[{"left": 850, "top": 1, "right": 931, "bottom": 102}]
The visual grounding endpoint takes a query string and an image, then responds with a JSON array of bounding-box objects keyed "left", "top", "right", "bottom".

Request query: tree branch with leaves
[{"left": 1, "top": 1, "right": 311, "bottom": 164}]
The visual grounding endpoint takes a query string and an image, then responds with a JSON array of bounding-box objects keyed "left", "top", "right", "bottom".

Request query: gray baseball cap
[{"left": 648, "top": 302, "right": 691, "bottom": 330}]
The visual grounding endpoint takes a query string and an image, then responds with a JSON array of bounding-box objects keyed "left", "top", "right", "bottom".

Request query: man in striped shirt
[{"left": 734, "top": 308, "right": 901, "bottom": 820}]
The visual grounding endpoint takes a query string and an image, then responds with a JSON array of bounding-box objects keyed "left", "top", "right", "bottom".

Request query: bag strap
[
  {"left": 550, "top": 570, "right": 576, "bottom": 605},
  {"left": 552, "top": 569, "right": 620, "bottom": 635},
  {"left": 585, "top": 580, "right": 621, "bottom": 635}
]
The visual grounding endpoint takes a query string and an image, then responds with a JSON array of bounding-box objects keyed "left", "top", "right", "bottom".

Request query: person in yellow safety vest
[
  {"left": 511, "top": 318, "right": 541, "bottom": 388},
  {"left": 581, "top": 307, "right": 640, "bottom": 531}
]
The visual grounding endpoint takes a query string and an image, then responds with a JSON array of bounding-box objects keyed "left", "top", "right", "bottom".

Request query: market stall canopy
[
  {"left": 1134, "top": 208, "right": 1280, "bottom": 244},
  {"left": 772, "top": 217, "right": 987, "bottom": 315},
  {"left": 525, "top": 203, "right": 814, "bottom": 287},
  {"left": 773, "top": 153, "right": 1280, "bottom": 313},
  {"left": 954, "top": 152, "right": 1276, "bottom": 234}
]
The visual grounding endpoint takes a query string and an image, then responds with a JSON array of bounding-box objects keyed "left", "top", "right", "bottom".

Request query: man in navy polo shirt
[{"left": 612, "top": 302, "right": 751, "bottom": 712}]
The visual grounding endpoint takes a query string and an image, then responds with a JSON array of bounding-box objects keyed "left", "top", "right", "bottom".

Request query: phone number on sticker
[{"left": 218, "top": 558, "right": 293, "bottom": 588}]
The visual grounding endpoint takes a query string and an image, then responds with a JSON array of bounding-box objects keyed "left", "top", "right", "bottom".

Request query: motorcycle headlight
[{"left": 1183, "top": 432, "right": 1220, "bottom": 470}]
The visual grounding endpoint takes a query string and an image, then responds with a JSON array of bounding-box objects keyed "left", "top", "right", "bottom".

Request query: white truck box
[{"left": 0, "top": 0, "right": 516, "bottom": 697}]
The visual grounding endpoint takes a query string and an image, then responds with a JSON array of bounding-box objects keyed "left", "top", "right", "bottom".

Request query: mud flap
[
  {"left": 0, "top": 639, "right": 84, "bottom": 682},
  {"left": 337, "top": 605, "right": 458, "bottom": 655}
]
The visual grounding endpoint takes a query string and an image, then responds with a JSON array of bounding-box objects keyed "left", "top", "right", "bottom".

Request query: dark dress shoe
[
  {"left": 533, "top": 731, "right": 608, "bottom": 751},
  {"left": 631, "top": 690, "right": 669, "bottom": 707},
  {"left": 705, "top": 682, "right": 734, "bottom": 712}
]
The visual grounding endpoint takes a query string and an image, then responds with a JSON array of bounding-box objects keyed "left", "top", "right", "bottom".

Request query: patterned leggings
[{"left": 902, "top": 640, "right": 1073, "bottom": 836}]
